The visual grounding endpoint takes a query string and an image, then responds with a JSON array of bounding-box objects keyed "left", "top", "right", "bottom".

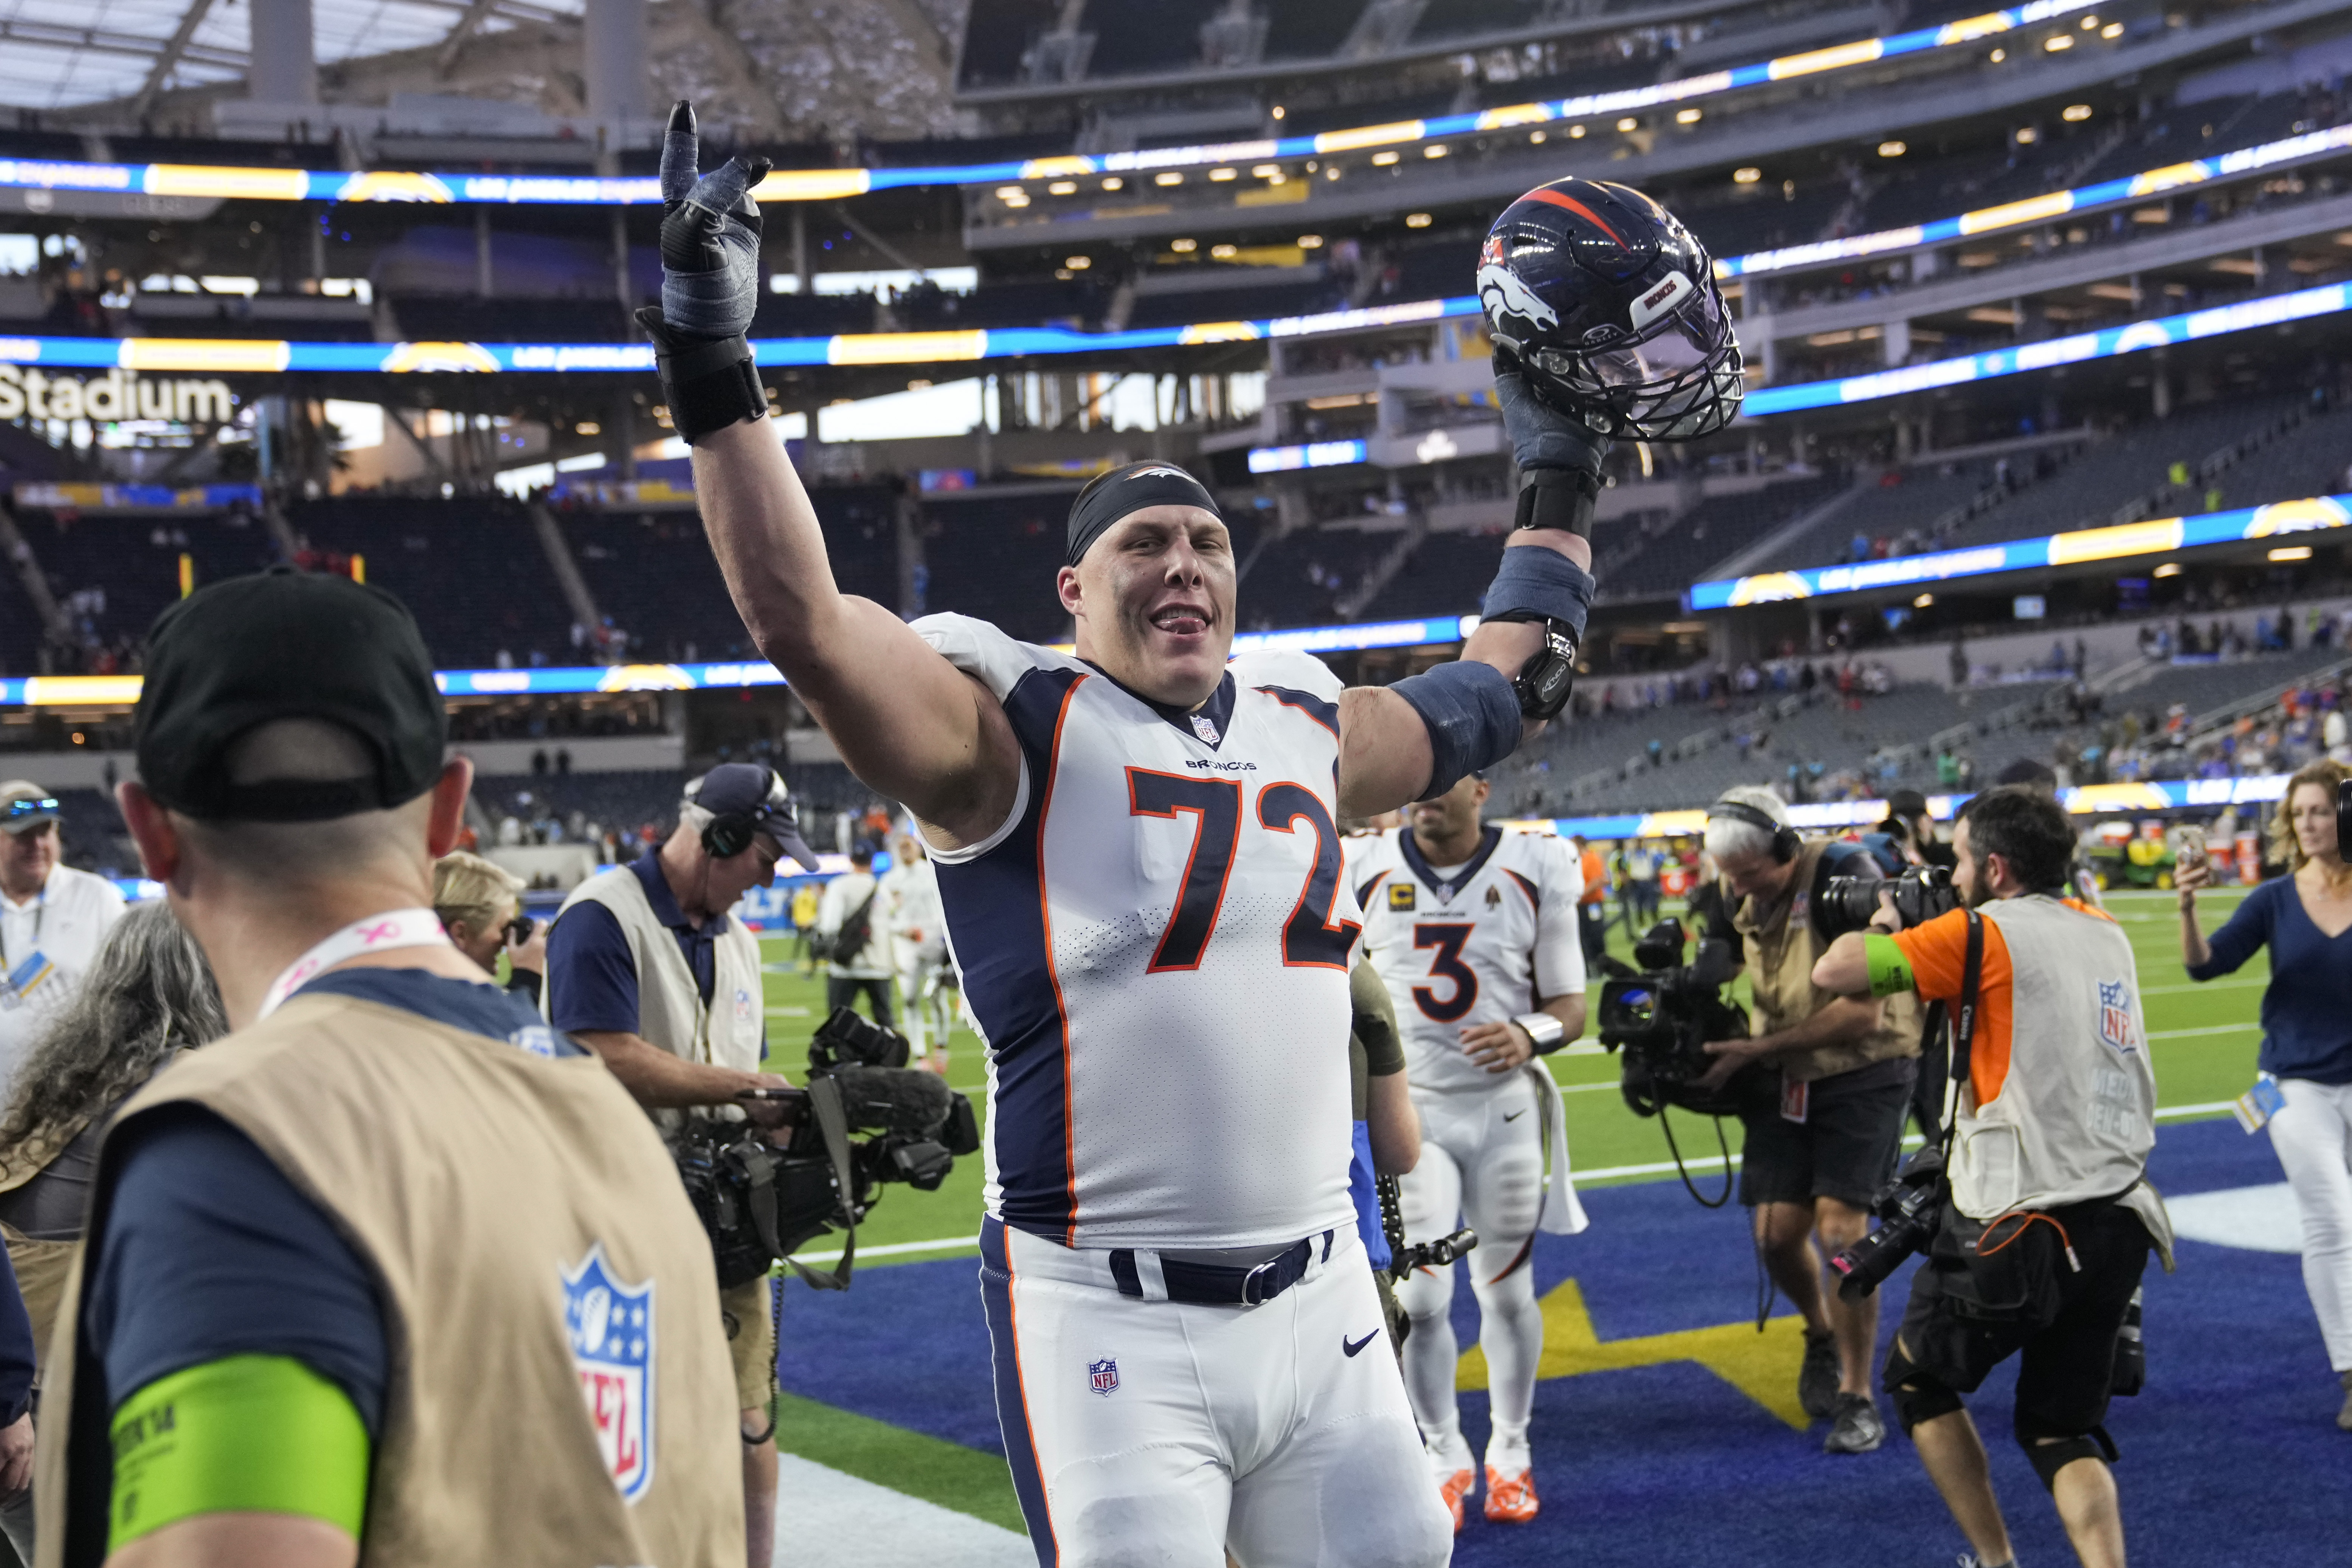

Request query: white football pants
[
  {"left": 1395, "top": 1071, "right": 1546, "bottom": 1462},
  {"left": 2272, "top": 1076, "right": 2352, "bottom": 1373}
]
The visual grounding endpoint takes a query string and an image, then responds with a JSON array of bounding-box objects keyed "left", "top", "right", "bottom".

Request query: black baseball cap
[
  {"left": 689, "top": 762, "right": 821, "bottom": 871},
  {"left": 135, "top": 570, "right": 450, "bottom": 822},
  {"left": 1886, "top": 789, "right": 1931, "bottom": 819}
]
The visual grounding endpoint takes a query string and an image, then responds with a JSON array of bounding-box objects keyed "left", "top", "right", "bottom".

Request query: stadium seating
[
  {"left": 14, "top": 509, "right": 279, "bottom": 665},
  {"left": 920, "top": 490, "right": 1083, "bottom": 645},
  {"left": 289, "top": 496, "right": 576, "bottom": 669},
  {"left": 1603, "top": 474, "right": 1848, "bottom": 599}
]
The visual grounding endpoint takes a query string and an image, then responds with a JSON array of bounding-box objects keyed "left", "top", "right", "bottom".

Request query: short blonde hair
[
  {"left": 2272, "top": 759, "right": 2349, "bottom": 871},
  {"left": 433, "top": 850, "right": 525, "bottom": 933}
]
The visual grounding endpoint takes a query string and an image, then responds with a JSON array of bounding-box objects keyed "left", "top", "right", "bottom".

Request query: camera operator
[
  {"left": 1815, "top": 785, "right": 2172, "bottom": 1568},
  {"left": 1694, "top": 786, "right": 1920, "bottom": 1454},
  {"left": 543, "top": 762, "right": 821, "bottom": 1568},
  {"left": 432, "top": 850, "right": 546, "bottom": 1003},
  {"left": 2177, "top": 758, "right": 2352, "bottom": 1430},
  {"left": 1866, "top": 789, "right": 1955, "bottom": 874}
]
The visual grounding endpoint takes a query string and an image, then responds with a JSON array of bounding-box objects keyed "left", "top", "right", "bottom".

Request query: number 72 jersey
[{"left": 916, "top": 615, "right": 1364, "bottom": 1254}]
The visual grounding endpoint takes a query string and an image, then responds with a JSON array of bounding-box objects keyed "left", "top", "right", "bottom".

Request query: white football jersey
[
  {"left": 1350, "top": 826, "right": 1586, "bottom": 1097},
  {"left": 917, "top": 615, "right": 1361, "bottom": 1252}
]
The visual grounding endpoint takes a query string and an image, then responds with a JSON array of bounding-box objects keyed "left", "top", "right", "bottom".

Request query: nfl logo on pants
[
  {"left": 1089, "top": 1357, "right": 1119, "bottom": 1396},
  {"left": 565, "top": 1244, "right": 658, "bottom": 1501}
]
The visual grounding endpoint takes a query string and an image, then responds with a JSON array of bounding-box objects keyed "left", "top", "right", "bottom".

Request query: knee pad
[
  {"left": 1882, "top": 1341, "right": 1964, "bottom": 1435},
  {"left": 2018, "top": 1413, "right": 2118, "bottom": 1492}
]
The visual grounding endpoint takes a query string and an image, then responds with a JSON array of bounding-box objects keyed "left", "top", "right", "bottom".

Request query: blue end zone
[{"left": 778, "top": 1117, "right": 2341, "bottom": 1563}]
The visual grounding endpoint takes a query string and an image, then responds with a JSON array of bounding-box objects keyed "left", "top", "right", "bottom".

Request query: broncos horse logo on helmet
[{"left": 1478, "top": 177, "right": 1743, "bottom": 442}]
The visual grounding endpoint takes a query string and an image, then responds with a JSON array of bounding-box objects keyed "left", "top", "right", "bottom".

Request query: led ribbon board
[
  {"left": 1690, "top": 494, "right": 2352, "bottom": 611},
  {"left": 0, "top": 615, "right": 1478, "bottom": 709},
  {"left": 0, "top": 1, "right": 2094, "bottom": 206}
]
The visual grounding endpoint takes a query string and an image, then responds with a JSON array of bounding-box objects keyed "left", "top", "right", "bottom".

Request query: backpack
[{"left": 818, "top": 884, "right": 878, "bottom": 966}]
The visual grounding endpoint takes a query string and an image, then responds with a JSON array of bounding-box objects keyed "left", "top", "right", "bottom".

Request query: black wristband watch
[{"left": 1513, "top": 467, "right": 1600, "bottom": 538}]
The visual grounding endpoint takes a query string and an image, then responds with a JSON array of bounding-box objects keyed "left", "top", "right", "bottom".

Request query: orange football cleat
[
  {"left": 1483, "top": 1464, "right": 1539, "bottom": 1524},
  {"left": 1438, "top": 1468, "right": 1475, "bottom": 1534}
]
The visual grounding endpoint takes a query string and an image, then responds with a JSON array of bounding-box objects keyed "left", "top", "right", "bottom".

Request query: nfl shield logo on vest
[
  {"left": 2096, "top": 980, "right": 2138, "bottom": 1056},
  {"left": 1089, "top": 1357, "right": 1119, "bottom": 1396},
  {"left": 735, "top": 987, "right": 755, "bottom": 1026},
  {"left": 563, "top": 1244, "right": 656, "bottom": 1503}
]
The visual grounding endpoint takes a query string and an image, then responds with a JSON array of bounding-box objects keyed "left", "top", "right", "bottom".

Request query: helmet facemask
[{"left": 1525, "top": 268, "right": 1745, "bottom": 441}]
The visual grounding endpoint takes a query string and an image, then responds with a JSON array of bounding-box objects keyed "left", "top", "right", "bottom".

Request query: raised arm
[
  {"left": 1337, "top": 356, "right": 1601, "bottom": 819},
  {"left": 636, "top": 102, "right": 1017, "bottom": 845}
]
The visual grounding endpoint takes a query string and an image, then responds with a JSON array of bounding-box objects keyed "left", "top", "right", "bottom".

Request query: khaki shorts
[{"left": 720, "top": 1273, "right": 776, "bottom": 1415}]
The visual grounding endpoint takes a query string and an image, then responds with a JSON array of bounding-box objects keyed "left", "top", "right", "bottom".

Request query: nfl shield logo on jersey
[
  {"left": 564, "top": 1244, "right": 656, "bottom": 1503},
  {"left": 1189, "top": 713, "right": 1221, "bottom": 745},
  {"left": 1089, "top": 1357, "right": 1120, "bottom": 1396}
]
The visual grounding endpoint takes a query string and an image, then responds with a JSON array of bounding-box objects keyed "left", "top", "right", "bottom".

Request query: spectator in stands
[
  {"left": 2178, "top": 758, "right": 2352, "bottom": 1429},
  {"left": 0, "top": 900, "right": 225, "bottom": 1560},
  {"left": 431, "top": 851, "right": 547, "bottom": 1005},
  {"left": 815, "top": 841, "right": 894, "bottom": 1027},
  {"left": 0, "top": 783, "right": 127, "bottom": 1103}
]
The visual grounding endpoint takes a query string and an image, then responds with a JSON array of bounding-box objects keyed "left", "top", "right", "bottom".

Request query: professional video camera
[
  {"left": 1828, "top": 1147, "right": 1945, "bottom": 1300},
  {"left": 675, "top": 1006, "right": 980, "bottom": 1289},
  {"left": 1596, "top": 919, "right": 1754, "bottom": 1118},
  {"left": 1817, "top": 864, "right": 1963, "bottom": 940}
]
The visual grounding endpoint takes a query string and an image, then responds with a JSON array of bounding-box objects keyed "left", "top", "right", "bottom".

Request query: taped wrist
[
  {"left": 1391, "top": 659, "right": 1521, "bottom": 799},
  {"left": 1863, "top": 933, "right": 1917, "bottom": 997},
  {"left": 638, "top": 308, "right": 766, "bottom": 445},
  {"left": 1482, "top": 544, "right": 1596, "bottom": 641}
]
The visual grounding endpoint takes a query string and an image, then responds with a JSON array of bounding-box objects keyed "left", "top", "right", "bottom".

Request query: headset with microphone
[
  {"left": 687, "top": 766, "right": 797, "bottom": 860},
  {"left": 1707, "top": 798, "right": 1801, "bottom": 864}
]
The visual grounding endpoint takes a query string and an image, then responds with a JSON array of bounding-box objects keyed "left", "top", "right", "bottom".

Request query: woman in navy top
[{"left": 2178, "top": 759, "right": 2352, "bottom": 1429}]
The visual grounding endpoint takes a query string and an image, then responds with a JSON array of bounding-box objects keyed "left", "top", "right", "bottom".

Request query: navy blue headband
[{"left": 1066, "top": 463, "right": 1221, "bottom": 568}]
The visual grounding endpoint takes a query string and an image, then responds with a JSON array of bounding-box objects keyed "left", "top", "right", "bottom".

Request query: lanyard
[
  {"left": 0, "top": 884, "right": 43, "bottom": 971},
  {"left": 257, "top": 907, "right": 454, "bottom": 1021}
]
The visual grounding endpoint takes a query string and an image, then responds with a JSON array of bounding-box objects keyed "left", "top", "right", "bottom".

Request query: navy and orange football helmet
[{"left": 1479, "top": 177, "right": 1744, "bottom": 441}]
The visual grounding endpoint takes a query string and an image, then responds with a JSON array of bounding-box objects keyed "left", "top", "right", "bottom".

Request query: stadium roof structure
[{"left": 0, "top": 0, "right": 581, "bottom": 112}]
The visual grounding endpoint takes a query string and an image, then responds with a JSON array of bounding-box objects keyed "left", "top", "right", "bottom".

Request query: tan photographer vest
[
  {"left": 1727, "top": 839, "right": 1919, "bottom": 1083},
  {"left": 553, "top": 864, "right": 767, "bottom": 1134},
  {"left": 34, "top": 989, "right": 742, "bottom": 1568}
]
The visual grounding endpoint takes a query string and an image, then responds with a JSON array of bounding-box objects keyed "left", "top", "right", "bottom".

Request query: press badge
[
  {"left": 2234, "top": 1076, "right": 2286, "bottom": 1133},
  {"left": 1781, "top": 1077, "right": 1809, "bottom": 1124},
  {"left": 0, "top": 952, "right": 55, "bottom": 1013}
]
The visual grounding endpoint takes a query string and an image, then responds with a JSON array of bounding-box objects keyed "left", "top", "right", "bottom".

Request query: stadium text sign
[{"left": 0, "top": 365, "right": 233, "bottom": 423}]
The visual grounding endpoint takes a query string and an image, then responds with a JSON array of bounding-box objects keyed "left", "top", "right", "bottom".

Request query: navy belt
[{"left": 1107, "top": 1231, "right": 1334, "bottom": 1307}]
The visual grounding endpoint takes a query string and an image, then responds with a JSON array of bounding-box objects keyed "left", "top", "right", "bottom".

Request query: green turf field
[
  {"left": 757, "top": 884, "right": 2269, "bottom": 1534},
  {"left": 756, "top": 885, "right": 2267, "bottom": 1268}
]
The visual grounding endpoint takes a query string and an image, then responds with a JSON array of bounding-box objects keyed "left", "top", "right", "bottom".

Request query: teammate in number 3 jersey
[
  {"left": 641, "top": 107, "right": 1612, "bottom": 1568},
  {"left": 1352, "top": 775, "right": 1590, "bottom": 1531}
]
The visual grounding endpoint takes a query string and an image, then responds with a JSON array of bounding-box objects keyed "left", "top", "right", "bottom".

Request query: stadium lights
[
  {"left": 1990, "top": 47, "right": 2007, "bottom": 60},
  {"left": 1101, "top": 177, "right": 1123, "bottom": 191},
  {"left": 2080, "top": 12, "right": 2099, "bottom": 26},
  {"left": 1373, "top": 150, "right": 1402, "bottom": 165},
  {"left": 2045, "top": 33, "right": 2073, "bottom": 49},
  {"left": 1155, "top": 172, "right": 1184, "bottom": 186},
  {"left": 994, "top": 186, "right": 1023, "bottom": 199},
  {"left": 2270, "top": 545, "right": 2315, "bottom": 561},
  {"left": 1424, "top": 144, "right": 1450, "bottom": 158},
  {"left": 1677, "top": 108, "right": 1703, "bottom": 124},
  {"left": 1171, "top": 237, "right": 1199, "bottom": 252},
  {"left": 1064, "top": 256, "right": 1091, "bottom": 270},
  {"left": 1879, "top": 141, "right": 1907, "bottom": 157},
  {"left": 1211, "top": 243, "right": 1238, "bottom": 258},
  {"left": 1914, "top": 594, "right": 1935, "bottom": 608},
  {"left": 1568, "top": 125, "right": 1587, "bottom": 138},
  {"left": 1298, "top": 235, "right": 1325, "bottom": 248},
  {"left": 1047, "top": 180, "right": 1077, "bottom": 194},
  {"left": 1734, "top": 167, "right": 1763, "bottom": 183},
  {"left": 1406, "top": 212, "right": 1433, "bottom": 227},
  {"left": 1251, "top": 164, "right": 1282, "bottom": 178},
  {"left": 2102, "top": 21, "right": 2124, "bottom": 36},
  {"left": 1616, "top": 118, "right": 1639, "bottom": 132},
  {"left": 2016, "top": 126, "right": 2040, "bottom": 144},
  {"left": 2064, "top": 104, "right": 2094, "bottom": 121},
  {"left": 1210, "top": 168, "right": 1238, "bottom": 181},
  {"left": 1271, "top": 106, "right": 1286, "bottom": 120},
  {"left": 2153, "top": 562, "right": 2182, "bottom": 577},
  {"left": 1528, "top": 130, "right": 1548, "bottom": 144}
]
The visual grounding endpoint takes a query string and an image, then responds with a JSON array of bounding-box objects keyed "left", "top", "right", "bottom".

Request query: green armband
[
  {"left": 1863, "top": 933, "right": 1917, "bottom": 999},
  {"left": 109, "top": 1354, "right": 371, "bottom": 1552}
]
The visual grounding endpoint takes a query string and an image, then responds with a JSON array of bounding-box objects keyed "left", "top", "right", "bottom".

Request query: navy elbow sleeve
[
  {"left": 1392, "top": 661, "right": 1521, "bottom": 799},
  {"left": 1482, "top": 546, "right": 1596, "bottom": 641}
]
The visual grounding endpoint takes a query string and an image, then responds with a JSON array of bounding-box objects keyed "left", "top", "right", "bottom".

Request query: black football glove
[
  {"left": 1494, "top": 343, "right": 1609, "bottom": 537},
  {"left": 634, "top": 101, "right": 772, "bottom": 443}
]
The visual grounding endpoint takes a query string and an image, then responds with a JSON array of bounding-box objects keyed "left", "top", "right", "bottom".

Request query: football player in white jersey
[
  {"left": 637, "top": 112, "right": 1657, "bottom": 1568},
  {"left": 879, "top": 831, "right": 952, "bottom": 1071},
  {"left": 1352, "top": 774, "right": 1589, "bottom": 1531}
]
